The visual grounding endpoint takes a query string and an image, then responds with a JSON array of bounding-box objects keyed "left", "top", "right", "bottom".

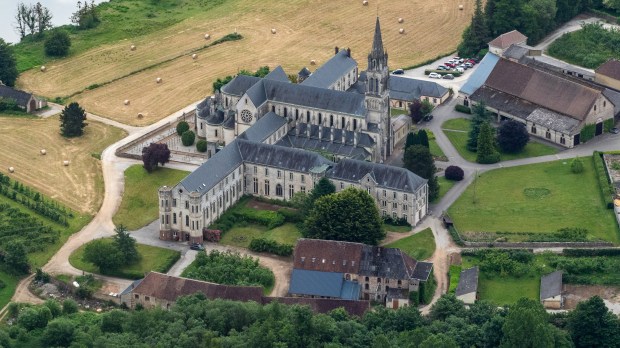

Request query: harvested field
[
  {"left": 0, "top": 115, "right": 127, "bottom": 214},
  {"left": 564, "top": 284, "right": 620, "bottom": 314},
  {"left": 17, "top": 0, "right": 474, "bottom": 126}
]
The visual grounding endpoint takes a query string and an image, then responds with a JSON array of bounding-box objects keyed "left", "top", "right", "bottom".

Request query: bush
[
  {"left": 248, "top": 238, "right": 293, "bottom": 256},
  {"left": 563, "top": 249, "right": 620, "bottom": 257},
  {"left": 0, "top": 97, "right": 20, "bottom": 112},
  {"left": 424, "top": 69, "right": 463, "bottom": 77},
  {"left": 383, "top": 216, "right": 411, "bottom": 227},
  {"left": 196, "top": 139, "right": 207, "bottom": 152},
  {"left": 44, "top": 30, "right": 71, "bottom": 57},
  {"left": 455, "top": 104, "right": 471, "bottom": 114},
  {"left": 593, "top": 152, "right": 614, "bottom": 208},
  {"left": 445, "top": 166, "right": 464, "bottom": 181},
  {"left": 181, "top": 130, "right": 195, "bottom": 146},
  {"left": 570, "top": 158, "right": 584, "bottom": 174},
  {"left": 176, "top": 121, "right": 190, "bottom": 136}
]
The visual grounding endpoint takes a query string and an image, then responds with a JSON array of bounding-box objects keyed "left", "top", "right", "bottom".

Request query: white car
[
  {"left": 428, "top": 72, "right": 442, "bottom": 79},
  {"left": 455, "top": 67, "right": 464, "bottom": 73}
]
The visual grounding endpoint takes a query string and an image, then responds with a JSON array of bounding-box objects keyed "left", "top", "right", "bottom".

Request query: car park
[
  {"left": 458, "top": 64, "right": 468, "bottom": 70},
  {"left": 444, "top": 62, "right": 455, "bottom": 68},
  {"left": 442, "top": 74, "right": 454, "bottom": 80},
  {"left": 455, "top": 67, "right": 464, "bottom": 73},
  {"left": 437, "top": 65, "right": 448, "bottom": 70},
  {"left": 190, "top": 243, "right": 205, "bottom": 251},
  {"left": 392, "top": 69, "right": 404, "bottom": 75},
  {"left": 428, "top": 72, "right": 442, "bottom": 79},
  {"left": 464, "top": 62, "right": 473, "bottom": 68}
]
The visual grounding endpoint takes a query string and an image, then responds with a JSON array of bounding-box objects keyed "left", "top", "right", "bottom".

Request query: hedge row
[
  {"left": 424, "top": 69, "right": 463, "bottom": 77},
  {"left": 593, "top": 151, "right": 614, "bottom": 209},
  {"left": 563, "top": 248, "right": 620, "bottom": 257},
  {"left": 447, "top": 225, "right": 465, "bottom": 246},
  {"left": 454, "top": 104, "right": 471, "bottom": 114},
  {"left": 248, "top": 238, "right": 293, "bottom": 257}
]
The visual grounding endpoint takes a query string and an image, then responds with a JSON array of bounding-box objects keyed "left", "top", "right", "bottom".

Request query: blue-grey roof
[
  {"left": 179, "top": 139, "right": 243, "bottom": 194},
  {"left": 221, "top": 75, "right": 261, "bottom": 96},
  {"left": 0, "top": 85, "right": 32, "bottom": 107},
  {"left": 298, "top": 67, "right": 311, "bottom": 78},
  {"left": 264, "top": 66, "right": 290, "bottom": 82},
  {"left": 238, "top": 112, "right": 286, "bottom": 143},
  {"left": 328, "top": 158, "right": 426, "bottom": 193},
  {"left": 459, "top": 53, "right": 500, "bottom": 95},
  {"left": 540, "top": 271, "right": 562, "bottom": 300},
  {"left": 388, "top": 76, "right": 448, "bottom": 102},
  {"left": 455, "top": 266, "right": 479, "bottom": 296},
  {"left": 289, "top": 269, "right": 360, "bottom": 300},
  {"left": 301, "top": 50, "right": 357, "bottom": 89},
  {"left": 411, "top": 261, "right": 433, "bottom": 281},
  {"left": 237, "top": 138, "right": 333, "bottom": 172}
]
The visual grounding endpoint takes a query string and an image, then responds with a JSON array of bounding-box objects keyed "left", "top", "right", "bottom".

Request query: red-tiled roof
[
  {"left": 132, "top": 272, "right": 263, "bottom": 303},
  {"left": 596, "top": 59, "right": 620, "bottom": 80},
  {"left": 488, "top": 30, "right": 528, "bottom": 49},
  {"left": 293, "top": 239, "right": 364, "bottom": 273}
]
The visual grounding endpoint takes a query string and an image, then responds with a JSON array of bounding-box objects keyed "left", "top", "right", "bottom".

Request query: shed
[
  {"left": 0, "top": 85, "right": 45, "bottom": 113},
  {"left": 540, "top": 270, "right": 563, "bottom": 309},
  {"left": 488, "top": 30, "right": 528, "bottom": 55},
  {"left": 455, "top": 266, "right": 479, "bottom": 305}
]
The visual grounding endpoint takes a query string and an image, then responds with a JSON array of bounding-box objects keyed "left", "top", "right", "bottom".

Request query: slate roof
[
  {"left": 262, "top": 297, "right": 370, "bottom": 316},
  {"left": 502, "top": 44, "right": 530, "bottom": 61},
  {"left": 388, "top": 76, "right": 448, "bottom": 101},
  {"left": 238, "top": 111, "right": 286, "bottom": 143},
  {"left": 293, "top": 239, "right": 364, "bottom": 273},
  {"left": 359, "top": 246, "right": 417, "bottom": 279},
  {"left": 484, "top": 58, "right": 601, "bottom": 120},
  {"left": 238, "top": 138, "right": 333, "bottom": 172},
  {"left": 220, "top": 75, "right": 261, "bottom": 97},
  {"left": 460, "top": 53, "right": 500, "bottom": 95},
  {"left": 277, "top": 133, "right": 372, "bottom": 161},
  {"left": 596, "top": 59, "right": 620, "bottom": 80},
  {"left": 489, "top": 30, "right": 527, "bottom": 49},
  {"left": 264, "top": 66, "right": 290, "bottom": 82},
  {"left": 526, "top": 108, "right": 581, "bottom": 134},
  {"left": 327, "top": 158, "right": 427, "bottom": 193},
  {"left": 540, "top": 271, "right": 563, "bottom": 300},
  {"left": 222, "top": 114, "right": 235, "bottom": 129},
  {"left": 131, "top": 272, "right": 263, "bottom": 303},
  {"left": 301, "top": 50, "right": 357, "bottom": 89},
  {"left": 470, "top": 85, "right": 537, "bottom": 120},
  {"left": 120, "top": 278, "right": 143, "bottom": 297},
  {"left": 455, "top": 266, "right": 479, "bottom": 297},
  {"left": 0, "top": 85, "right": 32, "bottom": 107},
  {"left": 179, "top": 139, "right": 243, "bottom": 194},
  {"left": 386, "top": 288, "right": 409, "bottom": 301},
  {"left": 603, "top": 88, "right": 620, "bottom": 115},
  {"left": 298, "top": 67, "right": 311, "bottom": 78},
  {"left": 411, "top": 262, "right": 433, "bottom": 281},
  {"left": 289, "top": 269, "right": 347, "bottom": 298}
]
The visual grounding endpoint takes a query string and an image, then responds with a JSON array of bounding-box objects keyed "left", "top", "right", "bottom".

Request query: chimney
[
  {"left": 335, "top": 46, "right": 339, "bottom": 55},
  {"left": 347, "top": 48, "right": 351, "bottom": 57}
]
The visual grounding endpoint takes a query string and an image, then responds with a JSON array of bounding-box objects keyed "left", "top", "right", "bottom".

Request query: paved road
[{"left": 533, "top": 16, "right": 620, "bottom": 51}]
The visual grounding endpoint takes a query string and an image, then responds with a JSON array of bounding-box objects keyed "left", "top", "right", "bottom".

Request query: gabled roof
[
  {"left": 238, "top": 112, "right": 286, "bottom": 143},
  {"left": 293, "top": 239, "right": 364, "bottom": 273},
  {"left": 264, "top": 66, "right": 290, "bottom": 83},
  {"left": 388, "top": 76, "right": 448, "bottom": 101},
  {"left": 595, "top": 59, "right": 620, "bottom": 80},
  {"left": 131, "top": 272, "right": 263, "bottom": 303},
  {"left": 327, "top": 158, "right": 426, "bottom": 193},
  {"left": 455, "top": 266, "right": 479, "bottom": 297},
  {"left": 359, "top": 246, "right": 417, "bottom": 279},
  {"left": 489, "top": 30, "right": 527, "bottom": 49},
  {"left": 221, "top": 75, "right": 261, "bottom": 97},
  {"left": 540, "top": 271, "right": 563, "bottom": 300},
  {"left": 526, "top": 108, "right": 581, "bottom": 135},
  {"left": 0, "top": 85, "right": 33, "bottom": 107},
  {"left": 460, "top": 53, "right": 500, "bottom": 95},
  {"left": 288, "top": 269, "right": 360, "bottom": 300},
  {"left": 301, "top": 50, "right": 357, "bottom": 89},
  {"left": 238, "top": 138, "right": 333, "bottom": 172}
]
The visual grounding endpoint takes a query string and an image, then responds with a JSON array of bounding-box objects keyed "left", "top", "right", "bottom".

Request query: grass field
[
  {"left": 434, "top": 176, "right": 456, "bottom": 203},
  {"left": 385, "top": 228, "right": 435, "bottom": 260},
  {"left": 16, "top": 0, "right": 475, "bottom": 125},
  {"left": 0, "top": 114, "right": 126, "bottom": 214},
  {"left": 0, "top": 271, "right": 21, "bottom": 311},
  {"left": 69, "top": 238, "right": 180, "bottom": 279},
  {"left": 441, "top": 118, "right": 558, "bottom": 163},
  {"left": 219, "top": 223, "right": 302, "bottom": 248},
  {"left": 449, "top": 158, "right": 620, "bottom": 243},
  {"left": 113, "top": 165, "right": 189, "bottom": 230}
]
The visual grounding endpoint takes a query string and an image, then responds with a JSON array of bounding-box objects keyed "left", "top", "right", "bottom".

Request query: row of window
[
  {"left": 253, "top": 166, "right": 307, "bottom": 183},
  {"left": 272, "top": 104, "right": 363, "bottom": 131},
  {"left": 381, "top": 201, "right": 409, "bottom": 211},
  {"left": 530, "top": 125, "right": 566, "bottom": 144},
  {"left": 250, "top": 178, "right": 306, "bottom": 197}
]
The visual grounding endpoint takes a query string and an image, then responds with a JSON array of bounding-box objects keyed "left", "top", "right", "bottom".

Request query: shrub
[
  {"left": 248, "top": 238, "right": 293, "bottom": 256},
  {"left": 445, "top": 166, "right": 464, "bottom": 181},
  {"left": 176, "top": 121, "right": 190, "bottom": 136},
  {"left": 0, "top": 97, "right": 20, "bottom": 111},
  {"left": 563, "top": 249, "right": 620, "bottom": 257},
  {"left": 557, "top": 227, "right": 588, "bottom": 241},
  {"left": 196, "top": 139, "right": 207, "bottom": 152},
  {"left": 44, "top": 30, "right": 71, "bottom": 57},
  {"left": 62, "top": 299, "right": 78, "bottom": 315},
  {"left": 570, "top": 158, "right": 584, "bottom": 174},
  {"left": 497, "top": 120, "right": 529, "bottom": 153},
  {"left": 181, "top": 130, "right": 195, "bottom": 146},
  {"left": 593, "top": 152, "right": 614, "bottom": 208},
  {"left": 455, "top": 104, "right": 471, "bottom": 114},
  {"left": 35, "top": 268, "right": 51, "bottom": 283}
]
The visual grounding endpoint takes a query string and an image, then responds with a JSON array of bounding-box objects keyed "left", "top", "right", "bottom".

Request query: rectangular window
[
  {"left": 289, "top": 173, "right": 293, "bottom": 180},
  {"left": 161, "top": 215, "right": 164, "bottom": 224},
  {"left": 382, "top": 201, "right": 387, "bottom": 207},
  {"left": 254, "top": 166, "right": 257, "bottom": 174},
  {"left": 404, "top": 194, "right": 408, "bottom": 201},
  {"left": 301, "top": 175, "right": 305, "bottom": 183},
  {"left": 165, "top": 215, "right": 169, "bottom": 224},
  {"left": 289, "top": 185, "right": 294, "bottom": 198},
  {"left": 393, "top": 192, "right": 397, "bottom": 199},
  {"left": 265, "top": 168, "right": 269, "bottom": 176},
  {"left": 340, "top": 182, "right": 344, "bottom": 189},
  {"left": 383, "top": 189, "right": 386, "bottom": 197},
  {"left": 185, "top": 201, "right": 189, "bottom": 209},
  {"left": 145, "top": 296, "right": 150, "bottom": 301},
  {"left": 301, "top": 186, "right": 306, "bottom": 194},
  {"left": 277, "top": 170, "right": 282, "bottom": 178},
  {"left": 404, "top": 205, "right": 408, "bottom": 211},
  {"left": 392, "top": 202, "right": 397, "bottom": 209}
]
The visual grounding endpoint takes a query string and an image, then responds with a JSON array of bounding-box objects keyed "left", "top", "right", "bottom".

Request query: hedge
[
  {"left": 593, "top": 151, "right": 614, "bottom": 209},
  {"left": 248, "top": 238, "right": 293, "bottom": 256},
  {"left": 211, "top": 207, "right": 285, "bottom": 231},
  {"left": 563, "top": 248, "right": 620, "bottom": 257},
  {"left": 424, "top": 69, "right": 463, "bottom": 77},
  {"left": 448, "top": 225, "right": 465, "bottom": 246},
  {"left": 454, "top": 104, "right": 471, "bottom": 114}
]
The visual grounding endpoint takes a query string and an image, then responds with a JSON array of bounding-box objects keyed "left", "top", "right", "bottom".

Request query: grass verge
[
  {"left": 385, "top": 228, "right": 435, "bottom": 260},
  {"left": 433, "top": 176, "right": 456, "bottom": 204}
]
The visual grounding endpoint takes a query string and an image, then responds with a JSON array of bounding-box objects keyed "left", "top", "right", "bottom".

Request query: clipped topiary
[
  {"left": 445, "top": 165, "right": 464, "bottom": 181},
  {"left": 176, "top": 121, "right": 190, "bottom": 136},
  {"left": 181, "top": 130, "right": 195, "bottom": 146},
  {"left": 196, "top": 139, "right": 207, "bottom": 152}
]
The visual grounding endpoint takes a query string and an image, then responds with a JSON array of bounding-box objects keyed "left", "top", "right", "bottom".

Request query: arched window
[
  {"left": 330, "top": 115, "right": 334, "bottom": 127},
  {"left": 272, "top": 105, "right": 275, "bottom": 112},
  {"left": 185, "top": 215, "right": 189, "bottom": 227},
  {"left": 264, "top": 180, "right": 270, "bottom": 196},
  {"left": 276, "top": 184, "right": 283, "bottom": 197},
  {"left": 173, "top": 213, "right": 177, "bottom": 224},
  {"left": 318, "top": 113, "right": 322, "bottom": 124},
  {"left": 284, "top": 107, "right": 288, "bottom": 117}
]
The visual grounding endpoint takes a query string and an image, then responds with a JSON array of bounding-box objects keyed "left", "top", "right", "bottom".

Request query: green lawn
[
  {"left": 113, "top": 165, "right": 189, "bottom": 231},
  {"left": 390, "top": 108, "right": 408, "bottom": 117},
  {"left": 219, "top": 223, "right": 302, "bottom": 248},
  {"left": 384, "top": 224, "right": 412, "bottom": 233},
  {"left": 69, "top": 238, "right": 180, "bottom": 279},
  {"left": 385, "top": 228, "right": 436, "bottom": 260},
  {"left": 448, "top": 265, "right": 461, "bottom": 293},
  {"left": 441, "top": 118, "right": 558, "bottom": 163},
  {"left": 433, "top": 176, "right": 456, "bottom": 203},
  {"left": 449, "top": 158, "right": 620, "bottom": 243}
]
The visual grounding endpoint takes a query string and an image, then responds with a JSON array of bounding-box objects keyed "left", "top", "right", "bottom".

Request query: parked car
[
  {"left": 455, "top": 67, "right": 465, "bottom": 73},
  {"left": 453, "top": 56, "right": 461, "bottom": 60},
  {"left": 428, "top": 72, "right": 442, "bottom": 79},
  {"left": 466, "top": 59, "right": 477, "bottom": 64},
  {"left": 437, "top": 65, "right": 448, "bottom": 70},
  {"left": 392, "top": 68, "right": 404, "bottom": 75},
  {"left": 442, "top": 74, "right": 454, "bottom": 80},
  {"left": 423, "top": 114, "right": 434, "bottom": 122},
  {"left": 459, "top": 64, "right": 468, "bottom": 70},
  {"left": 611, "top": 127, "right": 620, "bottom": 134},
  {"left": 190, "top": 243, "right": 205, "bottom": 251},
  {"left": 444, "top": 62, "right": 455, "bottom": 68}
]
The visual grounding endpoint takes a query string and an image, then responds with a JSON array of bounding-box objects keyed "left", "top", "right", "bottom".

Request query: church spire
[{"left": 371, "top": 16, "right": 384, "bottom": 57}]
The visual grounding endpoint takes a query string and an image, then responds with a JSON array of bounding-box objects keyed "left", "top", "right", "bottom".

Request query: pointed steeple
[{"left": 371, "top": 17, "right": 384, "bottom": 57}]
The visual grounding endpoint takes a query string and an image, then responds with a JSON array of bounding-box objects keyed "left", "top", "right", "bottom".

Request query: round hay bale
[
  {"left": 8, "top": 167, "right": 14, "bottom": 173},
  {"left": 399, "top": 28, "right": 405, "bottom": 34},
  {"left": 40, "top": 66, "right": 46, "bottom": 72},
  {"left": 204, "top": 33, "right": 210, "bottom": 40},
  {"left": 310, "top": 59, "right": 316, "bottom": 65},
  {"left": 130, "top": 45, "right": 136, "bottom": 51},
  {"left": 40, "top": 149, "right": 46, "bottom": 155},
  {"left": 63, "top": 160, "right": 69, "bottom": 166},
  {"left": 398, "top": 18, "right": 404, "bottom": 23},
  {"left": 123, "top": 99, "right": 130, "bottom": 105},
  {"left": 156, "top": 77, "right": 162, "bottom": 83},
  {"left": 271, "top": 28, "right": 276, "bottom": 34},
  {"left": 363, "top": 0, "right": 368, "bottom": 5},
  {"left": 459, "top": 4, "right": 464, "bottom": 10},
  {"left": 137, "top": 113, "right": 144, "bottom": 119},
  {"left": 192, "top": 53, "right": 197, "bottom": 60}
]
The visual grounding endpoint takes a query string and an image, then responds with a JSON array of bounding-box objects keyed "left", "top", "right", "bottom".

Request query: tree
[
  {"left": 420, "top": 99, "right": 434, "bottom": 117},
  {"left": 15, "top": 2, "right": 37, "bottom": 38},
  {"left": 62, "top": 299, "right": 78, "bottom": 315},
  {"left": 0, "top": 39, "right": 18, "bottom": 87},
  {"left": 303, "top": 187, "right": 384, "bottom": 245},
  {"left": 567, "top": 296, "right": 620, "bottom": 348},
  {"left": 418, "top": 129, "right": 429, "bottom": 148},
  {"left": 17, "top": 306, "right": 52, "bottom": 330},
  {"left": 497, "top": 120, "right": 529, "bottom": 153},
  {"left": 419, "top": 334, "right": 459, "bottom": 348},
  {"left": 181, "top": 130, "right": 195, "bottom": 146},
  {"left": 196, "top": 139, "right": 207, "bottom": 152},
  {"left": 476, "top": 122, "right": 500, "bottom": 164},
  {"left": 467, "top": 102, "right": 491, "bottom": 151},
  {"left": 59, "top": 102, "right": 87, "bottom": 137},
  {"left": 458, "top": 0, "right": 491, "bottom": 57},
  {"left": 113, "top": 225, "right": 139, "bottom": 265},
  {"left": 570, "top": 158, "right": 584, "bottom": 174},
  {"left": 309, "top": 177, "right": 336, "bottom": 204},
  {"left": 71, "top": 0, "right": 100, "bottom": 29},
  {"left": 141, "top": 143, "right": 170, "bottom": 172},
  {"left": 445, "top": 165, "right": 464, "bottom": 181},
  {"left": 4, "top": 241, "right": 30, "bottom": 275},
  {"left": 83, "top": 239, "right": 123, "bottom": 274},
  {"left": 429, "top": 294, "right": 466, "bottom": 321},
  {"left": 501, "top": 298, "right": 553, "bottom": 348},
  {"left": 34, "top": 2, "right": 53, "bottom": 36},
  {"left": 409, "top": 100, "right": 424, "bottom": 123},
  {"left": 176, "top": 121, "right": 190, "bottom": 136},
  {"left": 405, "top": 132, "right": 420, "bottom": 148},
  {"left": 487, "top": 0, "right": 525, "bottom": 38},
  {"left": 43, "top": 318, "right": 75, "bottom": 347},
  {"left": 403, "top": 145, "right": 439, "bottom": 201},
  {"left": 45, "top": 30, "right": 71, "bottom": 57}
]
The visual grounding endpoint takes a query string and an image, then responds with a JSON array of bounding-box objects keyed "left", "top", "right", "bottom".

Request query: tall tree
[
  {"left": 141, "top": 143, "right": 170, "bottom": 172},
  {"left": 476, "top": 122, "right": 500, "bottom": 164},
  {"left": 112, "top": 225, "right": 139, "bottom": 265},
  {"left": 405, "top": 132, "right": 420, "bottom": 148},
  {"left": 0, "top": 39, "right": 18, "bottom": 87},
  {"left": 418, "top": 129, "right": 430, "bottom": 148},
  {"left": 3, "top": 241, "right": 30, "bottom": 275},
  {"left": 59, "top": 102, "right": 87, "bottom": 137},
  {"left": 467, "top": 102, "right": 491, "bottom": 152},
  {"left": 567, "top": 295, "right": 620, "bottom": 348},
  {"left": 521, "top": 0, "right": 557, "bottom": 44},
  {"left": 487, "top": 0, "right": 525, "bottom": 38},
  {"left": 458, "top": 0, "right": 490, "bottom": 57},
  {"left": 303, "top": 187, "right": 384, "bottom": 245},
  {"left": 497, "top": 120, "right": 529, "bottom": 153},
  {"left": 500, "top": 298, "right": 554, "bottom": 348},
  {"left": 83, "top": 240, "right": 123, "bottom": 274},
  {"left": 409, "top": 99, "right": 424, "bottom": 123},
  {"left": 403, "top": 145, "right": 439, "bottom": 201},
  {"left": 309, "top": 177, "right": 336, "bottom": 204},
  {"left": 34, "top": 2, "right": 53, "bottom": 36},
  {"left": 14, "top": 3, "right": 27, "bottom": 40}
]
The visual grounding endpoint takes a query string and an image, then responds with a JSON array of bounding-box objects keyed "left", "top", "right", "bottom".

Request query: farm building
[
  {"left": 595, "top": 59, "right": 620, "bottom": 90},
  {"left": 540, "top": 270, "right": 563, "bottom": 309},
  {"left": 488, "top": 30, "right": 528, "bottom": 55},
  {"left": 455, "top": 266, "right": 479, "bottom": 305},
  {"left": 388, "top": 76, "right": 449, "bottom": 109},
  {"left": 0, "top": 85, "right": 46, "bottom": 113}
]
